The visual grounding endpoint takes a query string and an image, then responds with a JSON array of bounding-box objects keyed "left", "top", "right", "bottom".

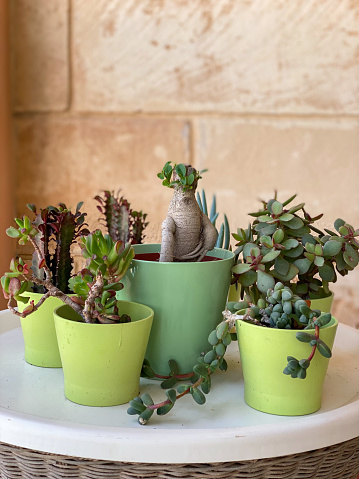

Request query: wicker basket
[{"left": 0, "top": 436, "right": 358, "bottom": 479}]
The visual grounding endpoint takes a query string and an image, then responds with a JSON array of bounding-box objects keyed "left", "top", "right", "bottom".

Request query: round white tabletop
[{"left": 0, "top": 309, "right": 358, "bottom": 464}]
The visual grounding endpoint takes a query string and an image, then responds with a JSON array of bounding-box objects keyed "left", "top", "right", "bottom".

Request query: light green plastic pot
[
  {"left": 119, "top": 244, "right": 235, "bottom": 376},
  {"left": 236, "top": 315, "right": 338, "bottom": 416},
  {"left": 54, "top": 301, "right": 153, "bottom": 406},
  {"left": 309, "top": 291, "right": 334, "bottom": 313},
  {"left": 17, "top": 292, "right": 63, "bottom": 368}
]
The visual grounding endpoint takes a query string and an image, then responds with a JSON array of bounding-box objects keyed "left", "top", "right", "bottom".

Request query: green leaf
[
  {"left": 343, "top": 244, "right": 359, "bottom": 268},
  {"left": 273, "top": 229, "right": 284, "bottom": 244},
  {"left": 284, "top": 217, "right": 304, "bottom": 230},
  {"left": 273, "top": 263, "right": 299, "bottom": 282},
  {"left": 316, "top": 339, "right": 332, "bottom": 358},
  {"left": 175, "top": 163, "right": 186, "bottom": 178},
  {"left": 157, "top": 403, "right": 174, "bottom": 416},
  {"left": 281, "top": 239, "right": 299, "bottom": 250},
  {"left": 257, "top": 270, "right": 275, "bottom": 294},
  {"left": 260, "top": 235, "right": 273, "bottom": 248},
  {"left": 283, "top": 244, "right": 304, "bottom": 258},
  {"left": 261, "top": 250, "right": 281, "bottom": 263},
  {"left": 282, "top": 194, "right": 297, "bottom": 206},
  {"left": 204, "top": 349, "right": 216, "bottom": 364},
  {"left": 168, "top": 359, "right": 179, "bottom": 376},
  {"left": 141, "top": 393, "right": 154, "bottom": 407},
  {"left": 274, "top": 256, "right": 290, "bottom": 276},
  {"left": 334, "top": 218, "right": 346, "bottom": 233},
  {"left": 161, "top": 377, "right": 177, "bottom": 389},
  {"left": 296, "top": 331, "right": 316, "bottom": 343},
  {"left": 177, "top": 384, "right": 190, "bottom": 394},
  {"left": 232, "top": 263, "right": 251, "bottom": 274},
  {"left": 242, "top": 243, "right": 259, "bottom": 258},
  {"left": 216, "top": 321, "right": 229, "bottom": 339},
  {"left": 323, "top": 240, "right": 342, "bottom": 257},
  {"left": 215, "top": 343, "right": 226, "bottom": 357},
  {"left": 271, "top": 201, "right": 283, "bottom": 216},
  {"left": 201, "top": 377, "right": 211, "bottom": 394},
  {"left": 208, "top": 330, "right": 219, "bottom": 345},
  {"left": 318, "top": 263, "right": 335, "bottom": 282},
  {"left": 302, "top": 234, "right": 317, "bottom": 246},
  {"left": 6, "top": 227, "right": 20, "bottom": 238},
  {"left": 166, "top": 389, "right": 177, "bottom": 403},
  {"left": 294, "top": 258, "right": 312, "bottom": 275},
  {"left": 191, "top": 388, "right": 206, "bottom": 405},
  {"left": 238, "top": 270, "right": 257, "bottom": 287},
  {"left": 278, "top": 213, "right": 294, "bottom": 222},
  {"left": 314, "top": 256, "right": 325, "bottom": 267},
  {"left": 193, "top": 363, "right": 209, "bottom": 378}
]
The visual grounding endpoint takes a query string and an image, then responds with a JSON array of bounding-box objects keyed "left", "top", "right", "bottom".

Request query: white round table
[{"left": 0, "top": 309, "right": 358, "bottom": 477}]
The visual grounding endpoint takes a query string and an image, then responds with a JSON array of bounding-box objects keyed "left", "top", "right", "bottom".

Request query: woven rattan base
[{"left": 0, "top": 436, "right": 358, "bottom": 479}]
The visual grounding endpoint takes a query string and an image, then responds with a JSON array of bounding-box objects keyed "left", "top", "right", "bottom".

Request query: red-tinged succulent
[
  {"left": 2, "top": 211, "right": 134, "bottom": 324},
  {"left": 96, "top": 190, "right": 148, "bottom": 245}
]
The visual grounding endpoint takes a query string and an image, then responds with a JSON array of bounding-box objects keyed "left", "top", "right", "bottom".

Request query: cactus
[
  {"left": 27, "top": 203, "right": 89, "bottom": 294},
  {"left": 232, "top": 193, "right": 359, "bottom": 303},
  {"left": 95, "top": 190, "right": 148, "bottom": 244},
  {"left": 2, "top": 215, "right": 134, "bottom": 324},
  {"left": 196, "top": 189, "right": 230, "bottom": 250}
]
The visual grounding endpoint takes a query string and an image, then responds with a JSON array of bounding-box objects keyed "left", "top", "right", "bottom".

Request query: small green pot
[
  {"left": 17, "top": 292, "right": 63, "bottom": 368},
  {"left": 227, "top": 283, "right": 241, "bottom": 303},
  {"left": 119, "top": 244, "right": 234, "bottom": 376},
  {"left": 54, "top": 301, "right": 153, "bottom": 407},
  {"left": 236, "top": 315, "right": 338, "bottom": 416},
  {"left": 309, "top": 291, "right": 334, "bottom": 313}
]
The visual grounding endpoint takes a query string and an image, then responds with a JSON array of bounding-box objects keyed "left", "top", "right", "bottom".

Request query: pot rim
[
  {"left": 130, "top": 243, "right": 235, "bottom": 264},
  {"left": 53, "top": 301, "right": 154, "bottom": 327},
  {"left": 236, "top": 314, "right": 338, "bottom": 334}
]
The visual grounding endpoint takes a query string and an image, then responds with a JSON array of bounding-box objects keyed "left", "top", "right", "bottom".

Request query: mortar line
[{"left": 12, "top": 110, "right": 359, "bottom": 122}]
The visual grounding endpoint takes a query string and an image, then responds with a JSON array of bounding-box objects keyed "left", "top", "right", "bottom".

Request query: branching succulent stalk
[
  {"left": 127, "top": 315, "right": 234, "bottom": 425},
  {"left": 25, "top": 203, "right": 89, "bottom": 294},
  {"left": 2, "top": 215, "right": 134, "bottom": 324},
  {"left": 227, "top": 282, "right": 333, "bottom": 379},
  {"left": 232, "top": 193, "right": 359, "bottom": 302},
  {"left": 95, "top": 190, "right": 148, "bottom": 244}
]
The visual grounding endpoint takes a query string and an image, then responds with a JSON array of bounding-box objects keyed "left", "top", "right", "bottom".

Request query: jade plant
[
  {"left": 157, "top": 162, "right": 217, "bottom": 262},
  {"left": 128, "top": 313, "right": 235, "bottom": 424},
  {"left": 232, "top": 193, "right": 359, "bottom": 303},
  {"left": 26, "top": 203, "right": 89, "bottom": 294},
  {"left": 95, "top": 190, "right": 148, "bottom": 244},
  {"left": 197, "top": 189, "right": 230, "bottom": 250},
  {"left": 1, "top": 213, "right": 134, "bottom": 324},
  {"left": 227, "top": 282, "right": 333, "bottom": 379}
]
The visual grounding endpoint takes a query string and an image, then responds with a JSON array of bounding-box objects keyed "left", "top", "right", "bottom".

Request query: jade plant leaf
[{"left": 256, "top": 270, "right": 275, "bottom": 293}]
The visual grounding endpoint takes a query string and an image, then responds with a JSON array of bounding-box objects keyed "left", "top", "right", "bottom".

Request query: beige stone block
[
  {"left": 193, "top": 117, "right": 359, "bottom": 244},
  {"left": 72, "top": 0, "right": 359, "bottom": 113},
  {"left": 15, "top": 116, "right": 190, "bottom": 235},
  {"left": 11, "top": 0, "right": 69, "bottom": 111}
]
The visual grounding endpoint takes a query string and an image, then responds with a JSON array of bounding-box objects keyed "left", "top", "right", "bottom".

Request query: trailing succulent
[
  {"left": 227, "top": 282, "right": 333, "bottom": 379},
  {"left": 232, "top": 193, "right": 359, "bottom": 303},
  {"left": 197, "top": 189, "right": 230, "bottom": 250},
  {"left": 127, "top": 314, "right": 235, "bottom": 425},
  {"left": 1, "top": 214, "right": 134, "bottom": 324},
  {"left": 96, "top": 190, "right": 148, "bottom": 245},
  {"left": 24, "top": 203, "right": 89, "bottom": 294}
]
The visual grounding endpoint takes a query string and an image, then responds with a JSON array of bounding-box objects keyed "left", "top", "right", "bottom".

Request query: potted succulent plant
[
  {"left": 227, "top": 283, "right": 337, "bottom": 415},
  {"left": 119, "top": 162, "right": 235, "bottom": 377},
  {"left": 231, "top": 193, "right": 359, "bottom": 313},
  {"left": 95, "top": 190, "right": 148, "bottom": 244},
  {"left": 1, "top": 202, "right": 89, "bottom": 367},
  {"left": 1, "top": 219, "right": 153, "bottom": 407}
]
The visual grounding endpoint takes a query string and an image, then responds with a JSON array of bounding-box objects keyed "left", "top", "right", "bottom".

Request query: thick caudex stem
[{"left": 158, "top": 163, "right": 217, "bottom": 262}]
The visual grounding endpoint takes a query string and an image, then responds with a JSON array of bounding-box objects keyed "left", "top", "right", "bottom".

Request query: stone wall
[{"left": 10, "top": 0, "right": 359, "bottom": 327}]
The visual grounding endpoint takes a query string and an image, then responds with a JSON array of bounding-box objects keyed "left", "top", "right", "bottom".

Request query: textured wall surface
[{"left": 10, "top": 0, "right": 359, "bottom": 327}]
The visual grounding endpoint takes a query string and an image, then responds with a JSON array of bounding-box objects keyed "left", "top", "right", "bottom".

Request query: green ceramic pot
[
  {"left": 54, "top": 301, "right": 153, "bottom": 406},
  {"left": 17, "top": 292, "right": 63, "bottom": 368},
  {"left": 309, "top": 291, "right": 334, "bottom": 313},
  {"left": 119, "top": 244, "right": 235, "bottom": 376},
  {"left": 236, "top": 315, "right": 338, "bottom": 416}
]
